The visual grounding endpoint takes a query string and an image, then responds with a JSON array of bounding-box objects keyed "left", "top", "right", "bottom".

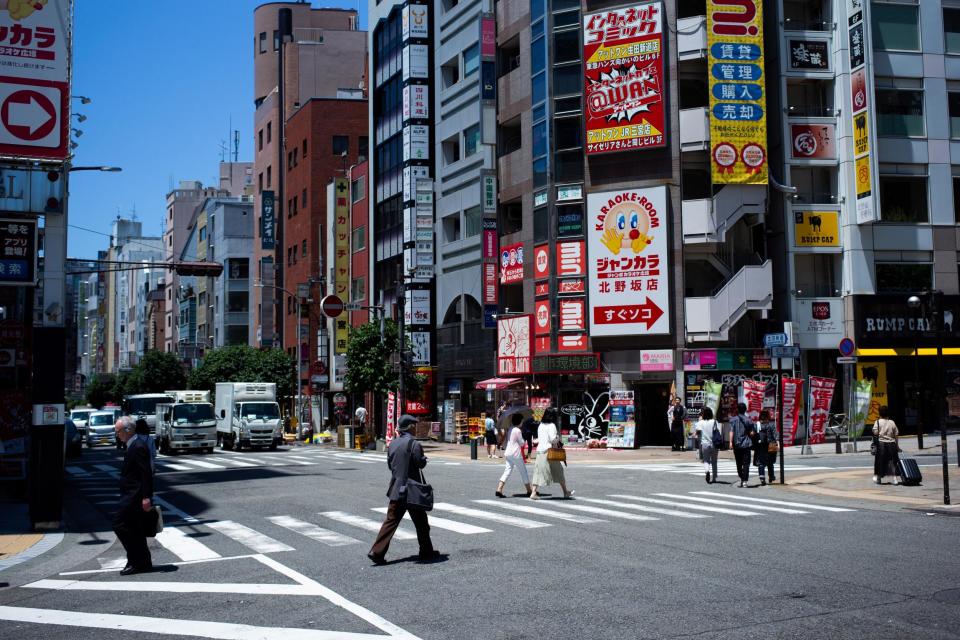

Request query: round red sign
[{"left": 320, "top": 294, "right": 344, "bottom": 318}]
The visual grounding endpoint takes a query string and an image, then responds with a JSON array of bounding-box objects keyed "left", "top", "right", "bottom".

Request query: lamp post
[
  {"left": 913, "top": 291, "right": 950, "bottom": 505},
  {"left": 907, "top": 295, "right": 923, "bottom": 449},
  {"left": 255, "top": 282, "right": 303, "bottom": 438}
]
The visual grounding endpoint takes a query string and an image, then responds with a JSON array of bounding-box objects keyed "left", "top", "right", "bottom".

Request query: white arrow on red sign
[{"left": 3, "top": 91, "right": 57, "bottom": 141}]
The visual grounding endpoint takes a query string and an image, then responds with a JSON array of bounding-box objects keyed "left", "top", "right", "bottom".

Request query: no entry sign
[{"left": 320, "top": 294, "right": 344, "bottom": 318}]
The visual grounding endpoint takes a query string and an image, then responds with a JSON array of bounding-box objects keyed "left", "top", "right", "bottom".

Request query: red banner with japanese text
[
  {"left": 385, "top": 391, "right": 396, "bottom": 446},
  {"left": 781, "top": 377, "right": 803, "bottom": 446},
  {"left": 806, "top": 376, "right": 835, "bottom": 445},
  {"left": 741, "top": 379, "right": 765, "bottom": 423}
]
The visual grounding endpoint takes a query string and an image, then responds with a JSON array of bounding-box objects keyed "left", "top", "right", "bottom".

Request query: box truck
[
  {"left": 155, "top": 390, "right": 217, "bottom": 455},
  {"left": 215, "top": 382, "right": 282, "bottom": 450}
]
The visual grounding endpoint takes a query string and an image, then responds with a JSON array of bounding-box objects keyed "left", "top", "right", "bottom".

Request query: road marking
[
  {"left": 443, "top": 462, "right": 462, "bottom": 466},
  {"left": 319, "top": 511, "right": 416, "bottom": 540},
  {"left": 153, "top": 495, "right": 200, "bottom": 525},
  {"left": 205, "top": 520, "right": 294, "bottom": 554},
  {"left": 330, "top": 453, "right": 378, "bottom": 464},
  {"left": 62, "top": 554, "right": 257, "bottom": 576},
  {"left": 156, "top": 460, "right": 196, "bottom": 472},
  {"left": 96, "top": 557, "right": 127, "bottom": 570},
  {"left": 654, "top": 493, "right": 808, "bottom": 514},
  {"left": 209, "top": 457, "right": 257, "bottom": 468},
  {"left": 371, "top": 508, "right": 492, "bottom": 534},
  {"left": 473, "top": 499, "right": 607, "bottom": 524},
  {"left": 94, "top": 500, "right": 118, "bottom": 506},
  {"left": 154, "top": 526, "right": 221, "bottom": 562},
  {"left": 533, "top": 500, "right": 659, "bottom": 522},
  {"left": 172, "top": 458, "right": 227, "bottom": 470},
  {"left": 231, "top": 456, "right": 268, "bottom": 465},
  {"left": 688, "top": 491, "right": 856, "bottom": 512},
  {"left": 431, "top": 503, "right": 550, "bottom": 529},
  {"left": 85, "top": 493, "right": 119, "bottom": 497},
  {"left": 65, "top": 466, "right": 88, "bottom": 476},
  {"left": 266, "top": 515, "right": 359, "bottom": 547},
  {"left": 284, "top": 455, "right": 319, "bottom": 464},
  {"left": 94, "top": 464, "right": 118, "bottom": 474},
  {"left": 610, "top": 494, "right": 757, "bottom": 517},
  {"left": 276, "top": 457, "right": 313, "bottom": 466},
  {"left": 579, "top": 497, "right": 709, "bottom": 519}
]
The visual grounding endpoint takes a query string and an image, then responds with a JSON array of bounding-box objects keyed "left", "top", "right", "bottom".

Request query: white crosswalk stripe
[
  {"left": 473, "top": 500, "right": 607, "bottom": 524},
  {"left": 319, "top": 511, "right": 417, "bottom": 540},
  {"left": 207, "top": 457, "right": 257, "bottom": 468},
  {"left": 688, "top": 492, "right": 856, "bottom": 512},
  {"left": 370, "top": 508, "right": 492, "bottom": 534},
  {"left": 432, "top": 503, "right": 550, "bottom": 529},
  {"left": 266, "top": 515, "right": 360, "bottom": 547},
  {"left": 653, "top": 493, "right": 809, "bottom": 514},
  {"left": 172, "top": 458, "right": 227, "bottom": 470},
  {"left": 330, "top": 453, "right": 378, "bottom": 464},
  {"left": 156, "top": 460, "right": 195, "bottom": 471},
  {"left": 531, "top": 500, "right": 659, "bottom": 522},
  {"left": 94, "top": 464, "right": 118, "bottom": 474},
  {"left": 154, "top": 526, "right": 221, "bottom": 562},
  {"left": 609, "top": 494, "right": 758, "bottom": 517},
  {"left": 579, "top": 497, "right": 709, "bottom": 519},
  {"left": 65, "top": 466, "right": 88, "bottom": 476},
  {"left": 204, "top": 520, "right": 295, "bottom": 553}
]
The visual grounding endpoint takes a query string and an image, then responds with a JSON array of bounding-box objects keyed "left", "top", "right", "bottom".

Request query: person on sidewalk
[
  {"left": 754, "top": 409, "right": 779, "bottom": 486},
  {"left": 873, "top": 406, "right": 902, "bottom": 485},
  {"left": 484, "top": 413, "right": 499, "bottom": 458},
  {"left": 669, "top": 397, "right": 686, "bottom": 451},
  {"left": 530, "top": 408, "right": 574, "bottom": 500},
  {"left": 368, "top": 415, "right": 439, "bottom": 565},
  {"left": 112, "top": 416, "right": 154, "bottom": 575},
  {"left": 496, "top": 413, "right": 533, "bottom": 498},
  {"left": 729, "top": 403, "right": 756, "bottom": 487},
  {"left": 694, "top": 407, "right": 720, "bottom": 484}
]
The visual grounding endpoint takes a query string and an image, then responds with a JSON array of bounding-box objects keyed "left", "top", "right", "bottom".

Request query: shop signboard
[
  {"left": 482, "top": 218, "right": 497, "bottom": 258},
  {"left": 793, "top": 210, "right": 839, "bottom": 247},
  {"left": 0, "top": 217, "right": 37, "bottom": 285},
  {"left": 401, "top": 3, "right": 428, "bottom": 39},
  {"left": 260, "top": 191, "right": 275, "bottom": 250},
  {"left": 482, "top": 172, "right": 497, "bottom": 214},
  {"left": 586, "top": 186, "right": 670, "bottom": 336},
  {"left": 640, "top": 349, "right": 673, "bottom": 372},
  {"left": 0, "top": 163, "right": 64, "bottom": 214},
  {"left": 402, "top": 44, "right": 429, "bottom": 80},
  {"left": 582, "top": 2, "right": 666, "bottom": 155},
  {"left": 534, "top": 335, "right": 551, "bottom": 354},
  {"left": 558, "top": 297, "right": 586, "bottom": 332},
  {"left": 402, "top": 84, "right": 429, "bottom": 120},
  {"left": 794, "top": 298, "right": 843, "bottom": 349},
  {"left": 557, "top": 185, "right": 582, "bottom": 202},
  {"left": 403, "top": 289, "right": 431, "bottom": 326},
  {"left": 531, "top": 352, "right": 600, "bottom": 374},
  {"left": 558, "top": 207, "right": 583, "bottom": 236},
  {"left": 533, "top": 243, "right": 550, "bottom": 280},
  {"left": 741, "top": 379, "right": 765, "bottom": 423},
  {"left": 788, "top": 39, "right": 830, "bottom": 70},
  {"left": 558, "top": 279, "right": 585, "bottom": 294},
  {"left": 534, "top": 299, "right": 551, "bottom": 335},
  {"left": 406, "top": 366, "right": 434, "bottom": 415},
  {"left": 333, "top": 179, "right": 350, "bottom": 353},
  {"left": 790, "top": 124, "right": 836, "bottom": 160},
  {"left": 410, "top": 331, "right": 430, "bottom": 365},
  {"left": 683, "top": 350, "right": 718, "bottom": 370},
  {"left": 845, "top": 0, "right": 879, "bottom": 224},
  {"left": 500, "top": 242, "right": 524, "bottom": 284},
  {"left": 852, "top": 294, "right": 960, "bottom": 348},
  {"left": 482, "top": 262, "right": 498, "bottom": 305},
  {"left": 497, "top": 315, "right": 532, "bottom": 376},
  {"left": 535, "top": 281, "right": 550, "bottom": 297},
  {"left": 806, "top": 375, "right": 836, "bottom": 444},
  {"left": 556, "top": 240, "right": 585, "bottom": 277},
  {"left": 856, "top": 362, "right": 887, "bottom": 424},
  {"left": 707, "top": 0, "right": 767, "bottom": 184},
  {"left": 402, "top": 124, "right": 429, "bottom": 161},
  {"left": 558, "top": 333, "right": 588, "bottom": 351},
  {"left": 607, "top": 390, "right": 636, "bottom": 448},
  {"left": 480, "top": 15, "right": 496, "bottom": 58},
  {"left": 781, "top": 377, "right": 804, "bottom": 446}
]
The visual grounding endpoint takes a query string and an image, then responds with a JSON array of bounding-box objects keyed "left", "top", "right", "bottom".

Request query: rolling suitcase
[{"left": 897, "top": 457, "right": 922, "bottom": 486}]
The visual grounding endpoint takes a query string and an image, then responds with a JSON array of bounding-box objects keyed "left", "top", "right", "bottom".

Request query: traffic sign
[
  {"left": 320, "top": 294, "right": 344, "bottom": 318},
  {"left": 333, "top": 393, "right": 347, "bottom": 408},
  {"left": 0, "top": 79, "right": 67, "bottom": 160},
  {"left": 837, "top": 356, "right": 857, "bottom": 364},
  {"left": 838, "top": 337, "right": 856, "bottom": 357},
  {"left": 770, "top": 345, "right": 800, "bottom": 358},
  {"left": 344, "top": 301, "right": 363, "bottom": 311},
  {"left": 763, "top": 332, "right": 788, "bottom": 348}
]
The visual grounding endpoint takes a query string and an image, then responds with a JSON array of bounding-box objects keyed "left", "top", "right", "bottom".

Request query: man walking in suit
[
  {"left": 729, "top": 403, "right": 756, "bottom": 488},
  {"left": 368, "top": 414, "right": 439, "bottom": 565},
  {"left": 113, "top": 416, "right": 154, "bottom": 575}
]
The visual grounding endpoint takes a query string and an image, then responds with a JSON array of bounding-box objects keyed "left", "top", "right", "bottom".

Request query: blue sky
[{"left": 67, "top": 1, "right": 366, "bottom": 258}]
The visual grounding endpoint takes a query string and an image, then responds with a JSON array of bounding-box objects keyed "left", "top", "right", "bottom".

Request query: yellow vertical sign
[
  {"left": 334, "top": 177, "right": 350, "bottom": 354},
  {"left": 856, "top": 362, "right": 887, "bottom": 424},
  {"left": 707, "top": 0, "right": 767, "bottom": 184}
]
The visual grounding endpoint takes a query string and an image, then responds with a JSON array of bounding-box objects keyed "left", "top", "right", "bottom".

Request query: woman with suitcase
[{"left": 872, "top": 406, "right": 902, "bottom": 485}]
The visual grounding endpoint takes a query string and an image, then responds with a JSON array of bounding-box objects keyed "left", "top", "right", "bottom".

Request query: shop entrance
[{"left": 635, "top": 382, "right": 672, "bottom": 446}]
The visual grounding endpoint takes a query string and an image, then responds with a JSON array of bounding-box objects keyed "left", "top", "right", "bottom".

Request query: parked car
[
  {"left": 86, "top": 410, "right": 117, "bottom": 448},
  {"left": 64, "top": 418, "right": 82, "bottom": 458}
]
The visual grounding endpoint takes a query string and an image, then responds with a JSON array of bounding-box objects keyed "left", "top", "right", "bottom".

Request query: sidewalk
[{"left": 0, "top": 501, "right": 62, "bottom": 572}]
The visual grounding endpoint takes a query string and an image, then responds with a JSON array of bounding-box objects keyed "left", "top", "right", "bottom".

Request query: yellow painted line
[{"left": 857, "top": 348, "right": 960, "bottom": 357}]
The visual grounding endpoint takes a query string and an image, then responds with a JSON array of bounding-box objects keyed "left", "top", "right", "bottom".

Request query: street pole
[
  {"left": 913, "top": 303, "right": 923, "bottom": 449},
  {"left": 397, "top": 273, "right": 406, "bottom": 418},
  {"left": 932, "top": 291, "right": 950, "bottom": 505},
  {"left": 297, "top": 296, "right": 303, "bottom": 440}
]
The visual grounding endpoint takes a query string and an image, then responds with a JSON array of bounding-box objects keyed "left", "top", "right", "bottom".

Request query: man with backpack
[{"left": 729, "top": 403, "right": 756, "bottom": 487}]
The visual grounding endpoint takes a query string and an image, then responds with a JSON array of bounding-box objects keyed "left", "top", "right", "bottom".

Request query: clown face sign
[{"left": 586, "top": 186, "right": 670, "bottom": 336}]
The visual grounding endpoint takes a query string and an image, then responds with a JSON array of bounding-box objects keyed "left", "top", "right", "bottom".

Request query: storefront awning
[{"left": 475, "top": 377, "right": 523, "bottom": 391}]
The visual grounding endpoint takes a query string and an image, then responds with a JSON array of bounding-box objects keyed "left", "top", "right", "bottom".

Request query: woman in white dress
[
  {"left": 530, "top": 408, "right": 573, "bottom": 500},
  {"left": 495, "top": 413, "right": 532, "bottom": 498}
]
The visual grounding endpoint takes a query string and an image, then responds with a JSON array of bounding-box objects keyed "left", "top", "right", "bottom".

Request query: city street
[{"left": 2, "top": 444, "right": 960, "bottom": 640}]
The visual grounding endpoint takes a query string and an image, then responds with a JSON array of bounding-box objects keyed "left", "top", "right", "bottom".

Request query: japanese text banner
[
  {"left": 707, "top": 0, "right": 767, "bottom": 184},
  {"left": 334, "top": 177, "right": 350, "bottom": 354}
]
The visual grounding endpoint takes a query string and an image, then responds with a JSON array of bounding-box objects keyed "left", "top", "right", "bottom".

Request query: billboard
[
  {"left": 533, "top": 244, "right": 550, "bottom": 280},
  {"left": 846, "top": 0, "right": 879, "bottom": 223},
  {"left": 586, "top": 186, "right": 670, "bottom": 336},
  {"left": 793, "top": 210, "right": 839, "bottom": 247},
  {"left": 790, "top": 123, "right": 836, "bottom": 160},
  {"left": 582, "top": 3, "right": 665, "bottom": 155},
  {"left": 707, "top": 0, "right": 767, "bottom": 184},
  {"left": 333, "top": 178, "right": 350, "bottom": 354},
  {"left": 0, "top": 217, "right": 37, "bottom": 286},
  {"left": 500, "top": 241, "right": 524, "bottom": 284},
  {"left": 497, "top": 315, "right": 532, "bottom": 376},
  {"left": 260, "top": 191, "right": 275, "bottom": 250}
]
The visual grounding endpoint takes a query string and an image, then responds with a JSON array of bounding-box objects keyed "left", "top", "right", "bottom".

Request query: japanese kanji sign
[
  {"left": 806, "top": 375, "right": 836, "bottom": 445},
  {"left": 707, "top": 0, "right": 767, "bottom": 184},
  {"left": 0, "top": 217, "right": 37, "bottom": 286},
  {"left": 583, "top": 2, "right": 665, "bottom": 155},
  {"left": 497, "top": 315, "right": 532, "bottom": 376},
  {"left": 535, "top": 299, "right": 550, "bottom": 335},
  {"left": 587, "top": 186, "right": 670, "bottom": 336},
  {"left": 533, "top": 243, "right": 549, "bottom": 280},
  {"left": 788, "top": 39, "right": 829, "bottom": 70},
  {"left": 260, "top": 191, "right": 275, "bottom": 250},
  {"left": 846, "top": 0, "right": 879, "bottom": 224},
  {"left": 333, "top": 178, "right": 350, "bottom": 354},
  {"left": 790, "top": 123, "right": 836, "bottom": 160}
]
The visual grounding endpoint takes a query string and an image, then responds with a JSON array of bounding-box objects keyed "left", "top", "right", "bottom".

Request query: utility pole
[{"left": 932, "top": 290, "right": 950, "bottom": 505}]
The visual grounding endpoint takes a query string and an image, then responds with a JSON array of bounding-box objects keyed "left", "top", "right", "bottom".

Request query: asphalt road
[{"left": 1, "top": 444, "right": 959, "bottom": 640}]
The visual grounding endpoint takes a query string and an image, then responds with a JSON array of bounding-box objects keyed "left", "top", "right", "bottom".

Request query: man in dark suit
[
  {"left": 113, "top": 416, "right": 154, "bottom": 575},
  {"left": 368, "top": 414, "right": 438, "bottom": 565}
]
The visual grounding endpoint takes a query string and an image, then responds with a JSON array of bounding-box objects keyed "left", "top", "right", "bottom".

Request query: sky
[{"left": 67, "top": 0, "right": 367, "bottom": 259}]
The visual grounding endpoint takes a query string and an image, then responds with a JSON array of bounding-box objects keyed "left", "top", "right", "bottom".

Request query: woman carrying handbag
[{"left": 530, "top": 408, "right": 574, "bottom": 500}]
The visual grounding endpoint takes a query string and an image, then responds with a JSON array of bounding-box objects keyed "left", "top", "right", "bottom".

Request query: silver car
[{"left": 85, "top": 410, "right": 117, "bottom": 448}]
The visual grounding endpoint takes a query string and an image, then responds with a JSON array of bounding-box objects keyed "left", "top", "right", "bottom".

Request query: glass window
[
  {"left": 533, "top": 122, "right": 548, "bottom": 157},
  {"left": 351, "top": 176, "right": 366, "bottom": 202},
  {"left": 533, "top": 157, "right": 549, "bottom": 188},
  {"left": 553, "top": 64, "right": 580, "bottom": 95},
  {"left": 554, "top": 31, "right": 580, "bottom": 63},
  {"left": 464, "top": 206, "right": 482, "bottom": 238},
  {"left": 443, "top": 213, "right": 461, "bottom": 243},
  {"left": 554, "top": 117, "right": 582, "bottom": 149},
  {"left": 534, "top": 206, "right": 549, "bottom": 242},
  {"left": 793, "top": 254, "right": 840, "bottom": 298},
  {"left": 332, "top": 135, "right": 349, "bottom": 155},
  {"left": 954, "top": 177, "right": 960, "bottom": 223},
  {"left": 876, "top": 263, "right": 933, "bottom": 293},
  {"left": 880, "top": 175, "right": 928, "bottom": 222},
  {"left": 950, "top": 93, "right": 960, "bottom": 139},
  {"left": 227, "top": 258, "right": 249, "bottom": 279},
  {"left": 301, "top": 239, "right": 307, "bottom": 257},
  {"left": 531, "top": 37, "right": 546, "bottom": 74},
  {"left": 227, "top": 291, "right": 249, "bottom": 312},
  {"left": 464, "top": 124, "right": 480, "bottom": 156},
  {"left": 532, "top": 72, "right": 547, "bottom": 104},
  {"left": 351, "top": 277, "right": 366, "bottom": 302},
  {"left": 259, "top": 32, "right": 267, "bottom": 54},
  {"left": 876, "top": 89, "right": 924, "bottom": 137},
  {"left": 553, "top": 10, "right": 579, "bottom": 27},
  {"left": 352, "top": 225, "right": 366, "bottom": 251},
  {"left": 947, "top": 9, "right": 960, "bottom": 54},
  {"left": 871, "top": 3, "right": 920, "bottom": 52},
  {"left": 531, "top": 0, "right": 545, "bottom": 23},
  {"left": 463, "top": 44, "right": 479, "bottom": 77},
  {"left": 554, "top": 150, "right": 583, "bottom": 183}
]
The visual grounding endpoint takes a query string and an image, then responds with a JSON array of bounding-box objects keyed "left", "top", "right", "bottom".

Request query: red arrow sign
[
  {"left": 2, "top": 90, "right": 56, "bottom": 141},
  {"left": 592, "top": 297, "right": 665, "bottom": 330}
]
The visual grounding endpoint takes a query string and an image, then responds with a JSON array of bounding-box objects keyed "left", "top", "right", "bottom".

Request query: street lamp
[
  {"left": 255, "top": 282, "right": 304, "bottom": 438},
  {"left": 69, "top": 166, "right": 122, "bottom": 172},
  {"left": 907, "top": 295, "right": 923, "bottom": 449}
]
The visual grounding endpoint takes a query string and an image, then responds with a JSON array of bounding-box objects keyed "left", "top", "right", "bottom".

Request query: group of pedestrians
[{"left": 694, "top": 403, "right": 779, "bottom": 487}]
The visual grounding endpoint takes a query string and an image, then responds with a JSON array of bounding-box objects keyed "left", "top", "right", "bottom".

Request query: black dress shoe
[
  {"left": 119, "top": 563, "right": 151, "bottom": 576},
  {"left": 495, "top": 491, "right": 505, "bottom": 498},
  {"left": 418, "top": 549, "right": 441, "bottom": 561},
  {"left": 367, "top": 552, "right": 387, "bottom": 565}
]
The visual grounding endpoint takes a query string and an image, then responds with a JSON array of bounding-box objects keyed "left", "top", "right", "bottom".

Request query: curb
[{"left": 0, "top": 532, "right": 63, "bottom": 573}]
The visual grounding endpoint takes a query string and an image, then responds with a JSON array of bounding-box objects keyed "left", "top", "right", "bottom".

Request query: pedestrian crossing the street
[
  {"left": 78, "top": 489, "right": 859, "bottom": 573},
  {"left": 582, "top": 460, "right": 836, "bottom": 475}
]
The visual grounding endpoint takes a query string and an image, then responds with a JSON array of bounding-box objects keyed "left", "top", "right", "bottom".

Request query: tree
[
  {"left": 344, "top": 319, "right": 422, "bottom": 397},
  {"left": 188, "top": 345, "right": 296, "bottom": 401},
  {"left": 125, "top": 350, "right": 187, "bottom": 394},
  {"left": 85, "top": 374, "right": 114, "bottom": 409}
]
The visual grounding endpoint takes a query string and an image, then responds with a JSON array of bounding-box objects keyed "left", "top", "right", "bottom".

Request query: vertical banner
[
  {"left": 846, "top": 0, "right": 879, "bottom": 223},
  {"left": 582, "top": 2, "right": 666, "bottom": 155},
  {"left": 707, "top": 0, "right": 767, "bottom": 184},
  {"left": 806, "top": 376, "right": 836, "bottom": 444},
  {"left": 850, "top": 379, "right": 872, "bottom": 439},
  {"left": 497, "top": 315, "right": 532, "bottom": 375},
  {"left": 781, "top": 377, "right": 804, "bottom": 446},
  {"left": 260, "top": 191, "right": 276, "bottom": 250},
  {"left": 385, "top": 391, "right": 396, "bottom": 446},
  {"left": 607, "top": 390, "right": 636, "bottom": 448},
  {"left": 586, "top": 186, "right": 670, "bottom": 336},
  {"left": 741, "top": 379, "right": 765, "bottom": 423},
  {"left": 333, "top": 178, "right": 350, "bottom": 353},
  {"left": 856, "top": 361, "right": 887, "bottom": 424},
  {"left": 704, "top": 380, "right": 723, "bottom": 415}
]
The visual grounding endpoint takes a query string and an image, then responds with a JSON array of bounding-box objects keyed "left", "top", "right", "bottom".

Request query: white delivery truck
[
  {"left": 155, "top": 390, "right": 217, "bottom": 455},
  {"left": 215, "top": 382, "right": 282, "bottom": 450},
  {"left": 122, "top": 393, "right": 175, "bottom": 435}
]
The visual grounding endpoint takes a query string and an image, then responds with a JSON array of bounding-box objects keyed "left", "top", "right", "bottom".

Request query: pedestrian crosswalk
[
  {"left": 82, "top": 489, "right": 858, "bottom": 572},
  {"left": 583, "top": 461, "right": 836, "bottom": 475}
]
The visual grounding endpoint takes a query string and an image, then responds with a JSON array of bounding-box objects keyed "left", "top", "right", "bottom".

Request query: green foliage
[
  {"left": 188, "top": 345, "right": 296, "bottom": 400},
  {"left": 84, "top": 374, "right": 114, "bottom": 409},
  {"left": 344, "top": 319, "right": 422, "bottom": 397},
  {"left": 125, "top": 350, "right": 187, "bottom": 394}
]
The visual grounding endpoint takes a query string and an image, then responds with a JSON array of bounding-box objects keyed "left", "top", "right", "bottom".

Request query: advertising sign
[
  {"left": 535, "top": 299, "right": 551, "bottom": 335},
  {"left": 403, "top": 289, "right": 431, "bottom": 326},
  {"left": 401, "top": 3, "right": 428, "bottom": 40},
  {"left": 402, "top": 44, "right": 429, "bottom": 80},
  {"left": 386, "top": 391, "right": 397, "bottom": 446},
  {"left": 683, "top": 350, "right": 718, "bottom": 370},
  {"left": 533, "top": 244, "right": 550, "bottom": 280},
  {"left": 640, "top": 349, "right": 673, "bottom": 372},
  {"left": 790, "top": 124, "right": 836, "bottom": 160},
  {"left": 703, "top": 380, "right": 723, "bottom": 414},
  {"left": 260, "top": 191, "right": 275, "bottom": 250},
  {"left": 402, "top": 84, "right": 429, "bottom": 120},
  {"left": 559, "top": 298, "right": 586, "bottom": 332},
  {"left": 482, "top": 172, "right": 497, "bottom": 214},
  {"left": 410, "top": 331, "right": 430, "bottom": 366},
  {"left": 806, "top": 375, "right": 836, "bottom": 444},
  {"left": 558, "top": 208, "right": 583, "bottom": 236},
  {"left": 607, "top": 390, "right": 636, "bottom": 448},
  {"left": 531, "top": 352, "right": 600, "bottom": 374},
  {"left": 558, "top": 333, "right": 588, "bottom": 351},
  {"left": 741, "top": 379, "right": 765, "bottom": 423},
  {"left": 586, "top": 186, "right": 669, "bottom": 336},
  {"left": 480, "top": 16, "right": 496, "bottom": 58},
  {"left": 857, "top": 362, "right": 887, "bottom": 424},
  {"left": 333, "top": 179, "right": 350, "bottom": 353},
  {"left": 402, "top": 124, "right": 429, "bottom": 161},
  {"left": 850, "top": 379, "right": 872, "bottom": 439},
  {"left": 556, "top": 240, "right": 585, "bottom": 277},
  {"left": 0, "top": 0, "right": 71, "bottom": 160},
  {"left": 0, "top": 217, "right": 36, "bottom": 285},
  {"left": 788, "top": 40, "right": 829, "bottom": 70},
  {"left": 582, "top": 2, "right": 666, "bottom": 155},
  {"left": 781, "top": 377, "right": 804, "bottom": 446},
  {"left": 497, "top": 315, "right": 532, "bottom": 376},
  {"left": 707, "top": 0, "right": 767, "bottom": 184},
  {"left": 794, "top": 298, "right": 843, "bottom": 348},
  {"left": 846, "top": 1, "right": 879, "bottom": 224},
  {"left": 793, "top": 211, "right": 839, "bottom": 247},
  {"left": 482, "top": 262, "right": 498, "bottom": 305},
  {"left": 558, "top": 279, "right": 585, "bottom": 294},
  {"left": 405, "top": 366, "right": 434, "bottom": 415},
  {"left": 500, "top": 242, "right": 524, "bottom": 284}
]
